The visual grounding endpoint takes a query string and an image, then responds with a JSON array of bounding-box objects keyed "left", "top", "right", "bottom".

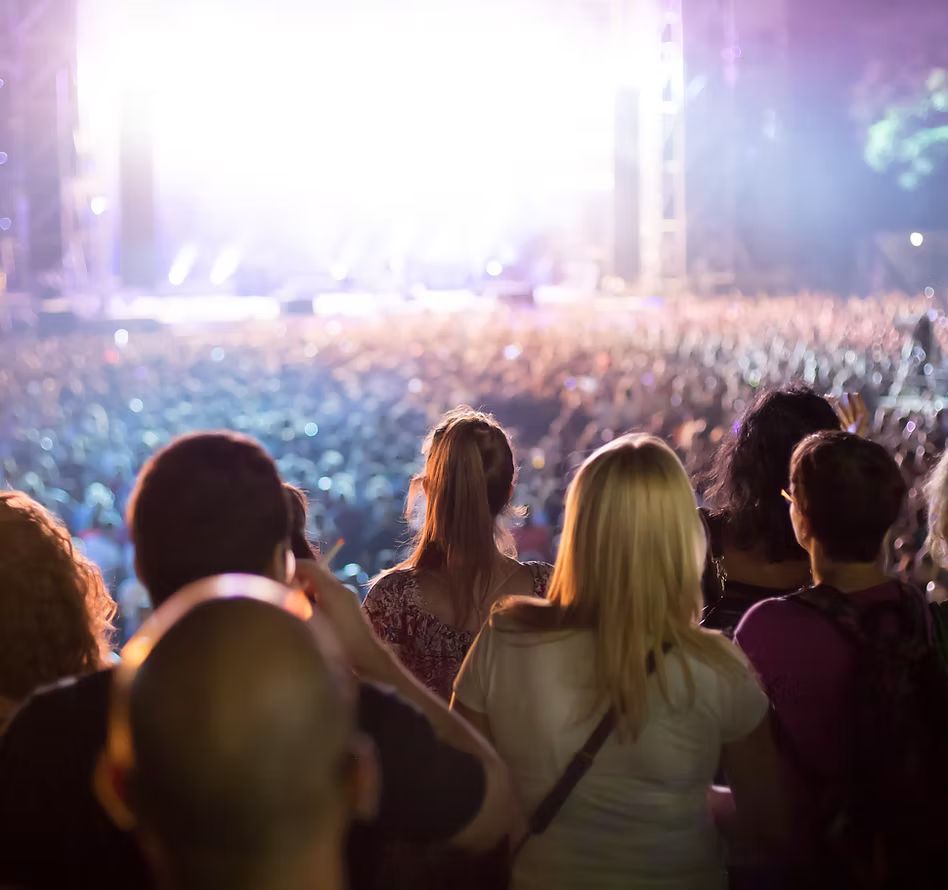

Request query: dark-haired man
[
  {"left": 0, "top": 432, "right": 514, "bottom": 890},
  {"left": 736, "top": 431, "right": 945, "bottom": 888}
]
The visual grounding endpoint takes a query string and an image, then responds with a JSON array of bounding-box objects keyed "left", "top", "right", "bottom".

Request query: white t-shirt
[{"left": 453, "top": 617, "right": 769, "bottom": 890}]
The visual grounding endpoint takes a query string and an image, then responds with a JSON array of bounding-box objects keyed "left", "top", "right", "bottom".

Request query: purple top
[{"left": 734, "top": 582, "right": 905, "bottom": 790}]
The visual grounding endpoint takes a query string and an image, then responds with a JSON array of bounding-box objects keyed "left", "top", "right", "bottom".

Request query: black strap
[{"left": 510, "top": 647, "right": 668, "bottom": 862}]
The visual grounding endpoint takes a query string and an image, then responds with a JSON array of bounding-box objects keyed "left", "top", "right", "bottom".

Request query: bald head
[{"left": 127, "top": 598, "right": 353, "bottom": 890}]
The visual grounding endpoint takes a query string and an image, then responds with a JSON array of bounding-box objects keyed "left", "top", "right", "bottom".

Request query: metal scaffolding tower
[
  {"left": 613, "top": 0, "right": 687, "bottom": 293},
  {"left": 0, "top": 0, "right": 79, "bottom": 297}
]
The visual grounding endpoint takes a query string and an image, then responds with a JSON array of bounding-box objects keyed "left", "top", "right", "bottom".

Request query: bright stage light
[
  {"left": 910, "top": 232, "right": 925, "bottom": 247},
  {"left": 78, "top": 0, "right": 616, "bottom": 269},
  {"left": 90, "top": 196, "right": 107, "bottom": 216},
  {"left": 485, "top": 260, "right": 503, "bottom": 277},
  {"left": 168, "top": 245, "right": 197, "bottom": 286},
  {"left": 210, "top": 247, "right": 241, "bottom": 286}
]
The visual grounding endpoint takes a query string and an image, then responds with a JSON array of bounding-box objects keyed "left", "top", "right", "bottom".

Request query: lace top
[{"left": 363, "top": 562, "right": 553, "bottom": 701}]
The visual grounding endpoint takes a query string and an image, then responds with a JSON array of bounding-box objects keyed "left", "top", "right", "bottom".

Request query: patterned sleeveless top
[{"left": 363, "top": 561, "right": 553, "bottom": 700}]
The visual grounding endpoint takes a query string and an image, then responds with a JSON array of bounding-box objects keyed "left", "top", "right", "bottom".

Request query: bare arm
[{"left": 295, "top": 559, "right": 516, "bottom": 852}]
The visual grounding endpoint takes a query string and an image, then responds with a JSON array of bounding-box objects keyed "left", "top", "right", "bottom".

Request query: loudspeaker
[
  {"left": 119, "top": 89, "right": 156, "bottom": 288},
  {"left": 613, "top": 87, "right": 640, "bottom": 282}
]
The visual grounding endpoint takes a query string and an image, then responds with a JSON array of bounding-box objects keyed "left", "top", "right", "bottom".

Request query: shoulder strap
[{"left": 511, "top": 647, "right": 667, "bottom": 862}]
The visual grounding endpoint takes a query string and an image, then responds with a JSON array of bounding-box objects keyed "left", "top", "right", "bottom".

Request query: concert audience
[
  {"left": 699, "top": 386, "right": 841, "bottom": 635},
  {"left": 736, "top": 431, "right": 946, "bottom": 889},
  {"left": 452, "top": 434, "right": 790, "bottom": 890},
  {"left": 0, "top": 432, "right": 514, "bottom": 890},
  {"left": 365, "top": 407, "right": 552, "bottom": 700},
  {"left": 0, "top": 491, "right": 115, "bottom": 732},
  {"left": 2, "top": 293, "right": 945, "bottom": 633},
  {"left": 101, "top": 591, "right": 363, "bottom": 890}
]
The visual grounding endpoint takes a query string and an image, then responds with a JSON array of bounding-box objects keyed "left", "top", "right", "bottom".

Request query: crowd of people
[
  {"left": 1, "top": 293, "right": 947, "bottom": 633},
  {"left": 1, "top": 292, "right": 948, "bottom": 889}
]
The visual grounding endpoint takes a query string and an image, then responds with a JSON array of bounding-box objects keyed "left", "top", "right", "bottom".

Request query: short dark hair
[
  {"left": 128, "top": 433, "right": 289, "bottom": 607},
  {"left": 791, "top": 431, "right": 907, "bottom": 562},
  {"left": 284, "top": 483, "right": 319, "bottom": 561},
  {"left": 701, "top": 385, "right": 840, "bottom": 561}
]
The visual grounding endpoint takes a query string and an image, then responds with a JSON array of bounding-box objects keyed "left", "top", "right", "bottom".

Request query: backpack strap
[{"left": 510, "top": 646, "right": 668, "bottom": 862}]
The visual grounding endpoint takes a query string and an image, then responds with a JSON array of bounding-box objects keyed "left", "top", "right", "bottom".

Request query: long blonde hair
[
  {"left": 924, "top": 448, "right": 948, "bottom": 567},
  {"left": 397, "top": 407, "right": 518, "bottom": 627},
  {"left": 495, "top": 434, "right": 743, "bottom": 738}
]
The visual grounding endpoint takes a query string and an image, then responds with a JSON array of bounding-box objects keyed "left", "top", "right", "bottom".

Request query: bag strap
[{"left": 510, "top": 647, "right": 667, "bottom": 862}]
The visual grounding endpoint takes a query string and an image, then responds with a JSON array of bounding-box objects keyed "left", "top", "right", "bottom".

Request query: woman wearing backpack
[
  {"left": 453, "top": 434, "right": 790, "bottom": 890},
  {"left": 737, "top": 432, "right": 948, "bottom": 889}
]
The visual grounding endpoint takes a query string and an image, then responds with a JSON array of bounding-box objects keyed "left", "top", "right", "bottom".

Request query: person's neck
[{"left": 809, "top": 551, "right": 889, "bottom": 593}]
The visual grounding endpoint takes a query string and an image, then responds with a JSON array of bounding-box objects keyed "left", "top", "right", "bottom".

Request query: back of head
[
  {"left": 128, "top": 597, "right": 352, "bottom": 890},
  {"left": 0, "top": 491, "right": 114, "bottom": 701},
  {"left": 127, "top": 433, "right": 289, "bottom": 607},
  {"left": 404, "top": 407, "right": 516, "bottom": 624},
  {"left": 703, "top": 385, "right": 839, "bottom": 561},
  {"left": 501, "top": 434, "right": 738, "bottom": 736},
  {"left": 791, "top": 431, "right": 906, "bottom": 563},
  {"left": 284, "top": 483, "right": 319, "bottom": 561}
]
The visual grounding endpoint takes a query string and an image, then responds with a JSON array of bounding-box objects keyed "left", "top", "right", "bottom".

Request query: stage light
[
  {"left": 330, "top": 264, "right": 348, "bottom": 283},
  {"left": 90, "top": 196, "right": 108, "bottom": 216},
  {"left": 0, "top": 218, "right": 11, "bottom": 231},
  {"left": 910, "top": 232, "right": 925, "bottom": 247},
  {"left": 210, "top": 247, "right": 240, "bottom": 286},
  {"left": 486, "top": 260, "right": 503, "bottom": 277},
  {"left": 113, "top": 329, "right": 129, "bottom": 347},
  {"left": 925, "top": 287, "right": 935, "bottom": 298},
  {"left": 168, "top": 246, "right": 197, "bottom": 286}
]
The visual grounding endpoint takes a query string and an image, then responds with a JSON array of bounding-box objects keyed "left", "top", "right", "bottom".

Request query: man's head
[
  {"left": 789, "top": 431, "right": 907, "bottom": 563},
  {"left": 127, "top": 433, "right": 290, "bottom": 607},
  {"left": 124, "top": 596, "right": 357, "bottom": 890}
]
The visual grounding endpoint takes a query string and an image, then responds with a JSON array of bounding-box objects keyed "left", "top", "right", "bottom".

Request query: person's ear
[
  {"left": 789, "top": 501, "right": 812, "bottom": 552},
  {"left": 93, "top": 750, "right": 136, "bottom": 831},
  {"left": 348, "top": 733, "right": 381, "bottom": 823},
  {"left": 269, "top": 541, "right": 294, "bottom": 584}
]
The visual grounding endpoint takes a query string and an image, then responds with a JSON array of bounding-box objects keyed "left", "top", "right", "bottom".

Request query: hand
[
  {"left": 293, "top": 559, "right": 391, "bottom": 680},
  {"left": 834, "top": 392, "right": 869, "bottom": 436}
]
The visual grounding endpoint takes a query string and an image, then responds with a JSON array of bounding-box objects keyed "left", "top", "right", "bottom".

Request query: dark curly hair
[
  {"left": 700, "top": 385, "right": 839, "bottom": 562},
  {"left": 0, "top": 491, "right": 116, "bottom": 701}
]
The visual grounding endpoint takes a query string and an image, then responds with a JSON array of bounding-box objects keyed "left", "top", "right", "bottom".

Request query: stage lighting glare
[
  {"left": 330, "top": 264, "right": 348, "bottom": 282},
  {"left": 210, "top": 247, "right": 241, "bottom": 286},
  {"left": 90, "top": 196, "right": 108, "bottom": 216},
  {"left": 910, "top": 232, "right": 925, "bottom": 247},
  {"left": 0, "top": 218, "right": 11, "bottom": 231},
  {"left": 486, "top": 260, "right": 503, "bottom": 277},
  {"left": 0, "top": 152, "right": 8, "bottom": 165},
  {"left": 113, "top": 329, "right": 129, "bottom": 347},
  {"left": 925, "top": 287, "right": 935, "bottom": 298},
  {"left": 168, "top": 246, "right": 198, "bottom": 286}
]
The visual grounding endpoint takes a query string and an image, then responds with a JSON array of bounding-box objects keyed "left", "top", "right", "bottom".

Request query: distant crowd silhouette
[{"left": 2, "top": 294, "right": 948, "bottom": 889}]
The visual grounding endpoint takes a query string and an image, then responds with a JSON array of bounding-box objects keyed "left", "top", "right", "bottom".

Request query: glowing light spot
[
  {"left": 210, "top": 247, "right": 241, "bottom": 285},
  {"left": 925, "top": 286, "right": 935, "bottom": 298},
  {"left": 304, "top": 422, "right": 319, "bottom": 437},
  {"left": 486, "top": 260, "right": 503, "bottom": 277},
  {"left": 910, "top": 232, "right": 924, "bottom": 247},
  {"left": 129, "top": 398, "right": 144, "bottom": 413},
  {"left": 211, "top": 347, "right": 225, "bottom": 362},
  {"left": 90, "top": 196, "right": 108, "bottom": 216},
  {"left": 318, "top": 476, "right": 332, "bottom": 491},
  {"left": 503, "top": 343, "right": 522, "bottom": 360},
  {"left": 168, "top": 245, "right": 198, "bottom": 286},
  {"left": 408, "top": 378, "right": 423, "bottom": 393},
  {"left": 40, "top": 437, "right": 53, "bottom": 451}
]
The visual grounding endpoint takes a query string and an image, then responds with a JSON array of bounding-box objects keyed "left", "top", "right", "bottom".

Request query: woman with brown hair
[
  {"left": 0, "top": 491, "right": 116, "bottom": 731},
  {"left": 364, "top": 406, "right": 551, "bottom": 700}
]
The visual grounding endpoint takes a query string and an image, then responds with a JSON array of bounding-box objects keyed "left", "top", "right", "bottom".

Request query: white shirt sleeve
[
  {"left": 452, "top": 623, "right": 494, "bottom": 713},
  {"left": 717, "top": 650, "right": 770, "bottom": 744}
]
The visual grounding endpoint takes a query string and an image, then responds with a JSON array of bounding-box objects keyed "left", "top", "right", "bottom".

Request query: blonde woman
[{"left": 452, "top": 434, "right": 788, "bottom": 890}]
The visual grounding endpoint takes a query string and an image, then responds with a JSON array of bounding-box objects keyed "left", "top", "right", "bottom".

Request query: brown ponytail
[{"left": 400, "top": 407, "right": 517, "bottom": 627}]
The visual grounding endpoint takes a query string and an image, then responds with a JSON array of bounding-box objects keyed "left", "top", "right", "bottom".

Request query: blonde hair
[
  {"left": 924, "top": 449, "right": 948, "bottom": 565},
  {"left": 495, "top": 434, "right": 743, "bottom": 739}
]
